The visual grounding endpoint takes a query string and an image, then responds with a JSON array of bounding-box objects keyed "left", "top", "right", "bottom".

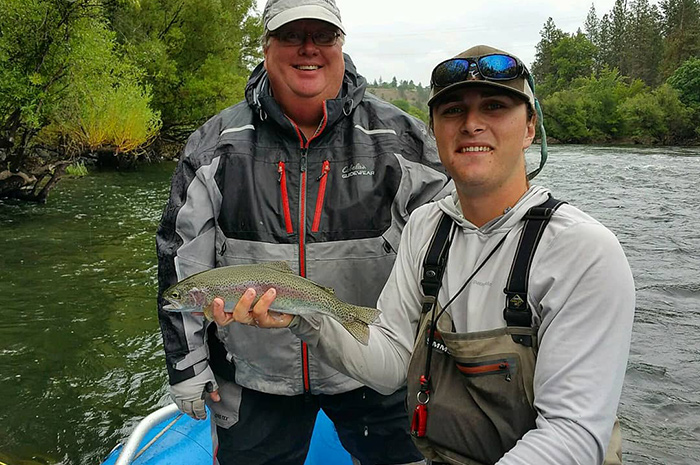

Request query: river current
[{"left": 0, "top": 145, "right": 698, "bottom": 464}]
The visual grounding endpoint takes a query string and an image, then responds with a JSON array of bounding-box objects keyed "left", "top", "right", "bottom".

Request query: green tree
[
  {"left": 0, "top": 0, "right": 151, "bottom": 201},
  {"left": 609, "top": 0, "right": 629, "bottom": 74},
  {"left": 550, "top": 32, "right": 597, "bottom": 90},
  {"left": 531, "top": 17, "right": 566, "bottom": 91},
  {"left": 543, "top": 67, "right": 646, "bottom": 143},
  {"left": 584, "top": 4, "right": 600, "bottom": 50},
  {"left": 597, "top": 13, "right": 614, "bottom": 69},
  {"left": 625, "top": 0, "right": 663, "bottom": 86},
  {"left": 110, "top": 0, "right": 262, "bottom": 138},
  {"left": 391, "top": 99, "right": 411, "bottom": 113},
  {"left": 620, "top": 83, "right": 694, "bottom": 143},
  {"left": 667, "top": 56, "right": 700, "bottom": 109},
  {"left": 660, "top": 0, "right": 700, "bottom": 77},
  {"left": 39, "top": 19, "right": 161, "bottom": 158}
]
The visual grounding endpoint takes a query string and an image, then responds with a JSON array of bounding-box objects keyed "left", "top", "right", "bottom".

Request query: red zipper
[
  {"left": 456, "top": 360, "right": 511, "bottom": 376},
  {"left": 286, "top": 104, "right": 329, "bottom": 395},
  {"left": 311, "top": 160, "right": 331, "bottom": 232},
  {"left": 278, "top": 162, "right": 293, "bottom": 234}
]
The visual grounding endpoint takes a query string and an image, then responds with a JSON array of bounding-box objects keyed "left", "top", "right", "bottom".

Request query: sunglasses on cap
[{"left": 430, "top": 54, "right": 530, "bottom": 88}]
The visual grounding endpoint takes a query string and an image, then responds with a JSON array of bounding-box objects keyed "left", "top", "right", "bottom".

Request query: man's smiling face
[
  {"left": 432, "top": 86, "right": 535, "bottom": 199},
  {"left": 264, "top": 19, "right": 345, "bottom": 113}
]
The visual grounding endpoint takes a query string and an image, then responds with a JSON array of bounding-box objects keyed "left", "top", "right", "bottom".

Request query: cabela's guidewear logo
[{"left": 342, "top": 163, "right": 374, "bottom": 179}]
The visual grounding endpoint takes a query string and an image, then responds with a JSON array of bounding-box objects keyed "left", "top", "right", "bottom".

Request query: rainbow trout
[{"left": 162, "top": 262, "right": 381, "bottom": 345}]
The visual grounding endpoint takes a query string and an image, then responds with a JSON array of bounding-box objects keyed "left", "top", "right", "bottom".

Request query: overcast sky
[{"left": 254, "top": 0, "right": 644, "bottom": 86}]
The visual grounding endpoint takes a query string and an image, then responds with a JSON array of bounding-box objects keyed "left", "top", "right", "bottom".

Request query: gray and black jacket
[{"left": 156, "top": 54, "right": 450, "bottom": 395}]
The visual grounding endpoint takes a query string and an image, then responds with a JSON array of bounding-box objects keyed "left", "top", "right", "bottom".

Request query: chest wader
[{"left": 407, "top": 196, "right": 623, "bottom": 465}]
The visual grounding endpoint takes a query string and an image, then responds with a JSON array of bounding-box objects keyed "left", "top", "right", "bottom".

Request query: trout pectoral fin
[{"left": 342, "top": 320, "right": 370, "bottom": 345}]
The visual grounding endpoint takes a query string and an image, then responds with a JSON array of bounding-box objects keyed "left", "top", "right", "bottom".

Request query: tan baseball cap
[
  {"left": 263, "top": 0, "right": 345, "bottom": 33},
  {"left": 428, "top": 45, "right": 535, "bottom": 109}
]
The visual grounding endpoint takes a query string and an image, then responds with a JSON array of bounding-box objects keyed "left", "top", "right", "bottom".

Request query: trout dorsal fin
[{"left": 262, "top": 261, "right": 294, "bottom": 273}]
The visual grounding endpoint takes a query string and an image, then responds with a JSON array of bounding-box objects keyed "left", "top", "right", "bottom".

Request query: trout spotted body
[{"left": 163, "top": 262, "right": 381, "bottom": 345}]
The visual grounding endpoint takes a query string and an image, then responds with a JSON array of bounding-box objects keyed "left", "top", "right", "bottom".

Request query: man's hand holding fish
[{"left": 209, "top": 288, "right": 294, "bottom": 329}]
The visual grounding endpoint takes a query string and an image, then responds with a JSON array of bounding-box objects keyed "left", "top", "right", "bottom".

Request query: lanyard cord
[{"left": 422, "top": 230, "right": 510, "bottom": 384}]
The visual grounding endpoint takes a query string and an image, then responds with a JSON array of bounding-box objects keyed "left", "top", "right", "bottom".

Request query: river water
[{"left": 0, "top": 146, "right": 698, "bottom": 464}]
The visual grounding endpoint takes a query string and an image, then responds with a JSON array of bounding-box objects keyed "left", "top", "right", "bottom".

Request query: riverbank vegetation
[
  {"left": 532, "top": 0, "right": 700, "bottom": 145},
  {"left": 1, "top": 0, "right": 699, "bottom": 202},
  {"left": 0, "top": 0, "right": 261, "bottom": 201}
]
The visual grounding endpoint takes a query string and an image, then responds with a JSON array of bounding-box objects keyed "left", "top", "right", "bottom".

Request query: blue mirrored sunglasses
[{"left": 430, "top": 54, "right": 528, "bottom": 87}]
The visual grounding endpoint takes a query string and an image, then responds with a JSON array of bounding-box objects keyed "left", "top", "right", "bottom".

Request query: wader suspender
[
  {"left": 410, "top": 195, "right": 564, "bottom": 438},
  {"left": 412, "top": 213, "right": 454, "bottom": 437},
  {"left": 503, "top": 195, "right": 565, "bottom": 347}
]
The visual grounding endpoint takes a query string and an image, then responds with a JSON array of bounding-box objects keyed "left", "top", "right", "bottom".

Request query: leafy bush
[
  {"left": 542, "top": 68, "right": 647, "bottom": 142},
  {"left": 38, "top": 19, "right": 161, "bottom": 156},
  {"left": 667, "top": 57, "right": 700, "bottom": 110},
  {"left": 620, "top": 84, "right": 695, "bottom": 144}
]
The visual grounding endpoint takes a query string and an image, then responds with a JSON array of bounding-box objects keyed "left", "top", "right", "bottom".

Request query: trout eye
[{"left": 170, "top": 290, "right": 181, "bottom": 300}]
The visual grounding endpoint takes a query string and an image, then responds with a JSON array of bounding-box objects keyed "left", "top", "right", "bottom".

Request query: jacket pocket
[{"left": 455, "top": 357, "right": 516, "bottom": 382}]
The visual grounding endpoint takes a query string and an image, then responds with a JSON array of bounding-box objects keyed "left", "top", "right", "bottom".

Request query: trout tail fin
[
  {"left": 339, "top": 305, "right": 381, "bottom": 345},
  {"left": 349, "top": 305, "right": 381, "bottom": 324}
]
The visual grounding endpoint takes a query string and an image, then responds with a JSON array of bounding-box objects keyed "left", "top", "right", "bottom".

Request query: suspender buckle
[
  {"left": 421, "top": 295, "right": 437, "bottom": 314},
  {"left": 503, "top": 291, "right": 532, "bottom": 327},
  {"left": 523, "top": 206, "right": 554, "bottom": 220}
]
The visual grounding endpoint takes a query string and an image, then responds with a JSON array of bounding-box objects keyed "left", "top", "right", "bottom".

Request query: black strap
[
  {"left": 420, "top": 213, "right": 454, "bottom": 314},
  {"left": 503, "top": 195, "right": 565, "bottom": 346}
]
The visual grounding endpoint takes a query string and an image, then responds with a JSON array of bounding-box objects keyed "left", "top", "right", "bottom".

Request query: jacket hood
[
  {"left": 244, "top": 53, "right": 366, "bottom": 131},
  {"left": 436, "top": 185, "right": 551, "bottom": 233}
]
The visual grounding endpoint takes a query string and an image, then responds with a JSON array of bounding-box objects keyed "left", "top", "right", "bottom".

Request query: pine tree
[
  {"left": 598, "top": 13, "right": 615, "bottom": 69},
  {"left": 531, "top": 17, "right": 565, "bottom": 93},
  {"left": 626, "top": 0, "right": 664, "bottom": 85},
  {"left": 660, "top": 0, "right": 700, "bottom": 77},
  {"left": 584, "top": 4, "right": 600, "bottom": 47}
]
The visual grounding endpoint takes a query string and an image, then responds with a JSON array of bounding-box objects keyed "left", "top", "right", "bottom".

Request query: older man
[{"left": 155, "top": 0, "right": 449, "bottom": 464}]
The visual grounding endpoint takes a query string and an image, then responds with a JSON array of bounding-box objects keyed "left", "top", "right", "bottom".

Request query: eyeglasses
[
  {"left": 430, "top": 54, "right": 529, "bottom": 88},
  {"left": 271, "top": 29, "right": 341, "bottom": 47}
]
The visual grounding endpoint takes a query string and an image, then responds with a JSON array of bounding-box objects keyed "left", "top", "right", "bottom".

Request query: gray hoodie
[{"left": 292, "top": 184, "right": 635, "bottom": 464}]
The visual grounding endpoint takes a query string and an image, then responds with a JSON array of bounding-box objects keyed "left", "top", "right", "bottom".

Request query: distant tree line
[
  {"left": 368, "top": 78, "right": 431, "bottom": 124},
  {"left": 532, "top": 0, "right": 700, "bottom": 145},
  {"left": 0, "top": 0, "right": 261, "bottom": 201}
]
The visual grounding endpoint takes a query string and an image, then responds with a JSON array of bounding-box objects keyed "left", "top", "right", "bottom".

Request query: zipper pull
[
  {"left": 500, "top": 362, "right": 512, "bottom": 382},
  {"left": 300, "top": 149, "right": 307, "bottom": 172},
  {"left": 316, "top": 160, "right": 330, "bottom": 180},
  {"left": 277, "top": 161, "right": 284, "bottom": 182}
]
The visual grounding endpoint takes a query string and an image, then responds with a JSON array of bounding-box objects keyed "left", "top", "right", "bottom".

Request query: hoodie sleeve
[
  {"left": 156, "top": 132, "right": 219, "bottom": 385},
  {"left": 498, "top": 219, "right": 635, "bottom": 465}
]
